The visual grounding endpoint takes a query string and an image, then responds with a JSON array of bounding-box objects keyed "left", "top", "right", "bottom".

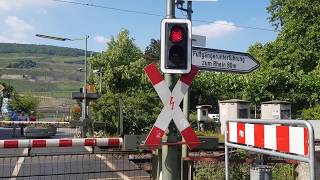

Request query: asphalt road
[
  {"left": 0, "top": 127, "right": 77, "bottom": 140},
  {"left": 0, "top": 128, "right": 151, "bottom": 179}
]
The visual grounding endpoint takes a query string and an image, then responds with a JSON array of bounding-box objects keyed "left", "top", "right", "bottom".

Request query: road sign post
[
  {"left": 162, "top": 1, "right": 178, "bottom": 179},
  {"left": 192, "top": 47, "right": 260, "bottom": 73},
  {"left": 144, "top": 63, "right": 200, "bottom": 180}
]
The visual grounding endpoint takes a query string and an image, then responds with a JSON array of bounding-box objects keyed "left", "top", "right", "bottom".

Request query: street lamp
[{"left": 35, "top": 34, "right": 89, "bottom": 137}]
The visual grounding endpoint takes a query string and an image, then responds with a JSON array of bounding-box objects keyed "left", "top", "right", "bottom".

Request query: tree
[
  {"left": 9, "top": 93, "right": 39, "bottom": 114},
  {"left": 90, "top": 29, "right": 146, "bottom": 94},
  {"left": 302, "top": 104, "right": 320, "bottom": 120},
  {"left": 243, "top": 0, "right": 320, "bottom": 117},
  {"left": 0, "top": 82, "right": 14, "bottom": 99},
  {"left": 144, "top": 39, "right": 160, "bottom": 64},
  {"left": 89, "top": 30, "right": 161, "bottom": 134},
  {"left": 192, "top": 72, "right": 247, "bottom": 112},
  {"left": 0, "top": 82, "right": 15, "bottom": 113},
  {"left": 7, "top": 59, "right": 37, "bottom": 69},
  {"left": 265, "top": 0, "right": 320, "bottom": 73}
]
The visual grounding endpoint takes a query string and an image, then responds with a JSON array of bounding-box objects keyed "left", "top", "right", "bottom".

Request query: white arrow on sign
[{"left": 192, "top": 47, "right": 260, "bottom": 73}]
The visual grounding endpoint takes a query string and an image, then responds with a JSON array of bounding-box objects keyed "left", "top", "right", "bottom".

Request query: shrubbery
[{"left": 7, "top": 59, "right": 37, "bottom": 69}]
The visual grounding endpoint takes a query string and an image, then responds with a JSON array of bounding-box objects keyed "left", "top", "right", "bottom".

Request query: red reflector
[{"left": 170, "top": 26, "right": 184, "bottom": 43}]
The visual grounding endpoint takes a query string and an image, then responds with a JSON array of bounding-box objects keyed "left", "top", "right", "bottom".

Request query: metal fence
[
  {"left": 225, "top": 119, "right": 315, "bottom": 180},
  {"left": 185, "top": 151, "right": 297, "bottom": 180},
  {"left": 0, "top": 149, "right": 152, "bottom": 179}
]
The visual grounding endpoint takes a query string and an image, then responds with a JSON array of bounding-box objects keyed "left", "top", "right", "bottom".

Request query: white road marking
[
  {"left": 84, "top": 147, "right": 130, "bottom": 180},
  {"left": 10, "top": 148, "right": 28, "bottom": 180}
]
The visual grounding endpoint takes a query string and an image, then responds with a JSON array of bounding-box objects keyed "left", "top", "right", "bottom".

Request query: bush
[
  {"left": 9, "top": 93, "right": 39, "bottom": 114},
  {"left": 301, "top": 104, "right": 320, "bottom": 120},
  {"left": 7, "top": 59, "right": 37, "bottom": 69}
]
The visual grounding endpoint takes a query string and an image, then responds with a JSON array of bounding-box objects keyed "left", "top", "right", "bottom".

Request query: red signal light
[{"left": 169, "top": 26, "right": 184, "bottom": 43}]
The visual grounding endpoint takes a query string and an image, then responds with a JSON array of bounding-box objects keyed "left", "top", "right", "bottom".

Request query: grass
[
  {"left": 0, "top": 68, "right": 83, "bottom": 77},
  {"left": 31, "top": 91, "right": 74, "bottom": 98},
  {"left": 0, "top": 51, "right": 87, "bottom": 115},
  {"left": 0, "top": 53, "right": 84, "bottom": 69},
  {"left": 0, "top": 52, "right": 85, "bottom": 92},
  {"left": 0, "top": 79, "right": 81, "bottom": 92},
  {"left": 195, "top": 130, "right": 225, "bottom": 142}
]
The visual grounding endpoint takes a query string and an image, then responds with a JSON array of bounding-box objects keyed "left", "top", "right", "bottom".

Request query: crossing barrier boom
[{"left": 0, "top": 138, "right": 123, "bottom": 149}]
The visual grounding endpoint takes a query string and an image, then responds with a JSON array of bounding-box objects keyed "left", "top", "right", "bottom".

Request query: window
[
  {"left": 238, "top": 109, "right": 249, "bottom": 118},
  {"left": 202, "top": 110, "right": 207, "bottom": 116}
]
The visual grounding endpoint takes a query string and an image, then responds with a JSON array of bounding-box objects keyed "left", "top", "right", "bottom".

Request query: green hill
[
  {"left": 0, "top": 43, "right": 95, "bottom": 56},
  {"left": 0, "top": 43, "right": 95, "bottom": 98}
]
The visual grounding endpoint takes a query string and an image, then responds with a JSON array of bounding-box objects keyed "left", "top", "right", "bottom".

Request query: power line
[
  {"left": 51, "top": 0, "right": 278, "bottom": 32},
  {"left": 193, "top": 19, "right": 278, "bottom": 32},
  {"left": 52, "top": 0, "right": 162, "bottom": 17}
]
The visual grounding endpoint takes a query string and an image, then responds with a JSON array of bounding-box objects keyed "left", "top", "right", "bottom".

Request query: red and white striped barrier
[
  {"left": 0, "top": 138, "right": 122, "bottom": 149},
  {"left": 227, "top": 122, "right": 308, "bottom": 156},
  {"left": 0, "top": 121, "right": 70, "bottom": 126},
  {"left": 143, "top": 64, "right": 199, "bottom": 150}
]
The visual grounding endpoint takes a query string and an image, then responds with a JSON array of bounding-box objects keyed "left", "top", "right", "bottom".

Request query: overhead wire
[
  {"left": 52, "top": 0, "right": 162, "bottom": 17},
  {"left": 51, "top": 0, "right": 278, "bottom": 33},
  {"left": 193, "top": 19, "right": 278, "bottom": 32}
]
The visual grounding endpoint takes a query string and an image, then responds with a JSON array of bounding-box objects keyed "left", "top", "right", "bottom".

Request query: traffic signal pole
[
  {"left": 182, "top": 2, "right": 193, "bottom": 179},
  {"left": 162, "top": 1, "right": 180, "bottom": 180}
]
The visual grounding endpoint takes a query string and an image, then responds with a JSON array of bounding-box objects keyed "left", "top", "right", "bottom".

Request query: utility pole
[
  {"left": 118, "top": 98, "right": 123, "bottom": 137},
  {"left": 162, "top": 0, "right": 180, "bottom": 180},
  {"left": 182, "top": 1, "right": 193, "bottom": 179},
  {"left": 99, "top": 67, "right": 103, "bottom": 94},
  {"left": 35, "top": 34, "right": 90, "bottom": 137},
  {"left": 82, "top": 35, "right": 89, "bottom": 138}
]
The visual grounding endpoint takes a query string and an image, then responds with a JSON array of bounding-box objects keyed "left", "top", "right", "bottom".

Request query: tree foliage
[
  {"left": 0, "top": 82, "right": 15, "bottom": 113},
  {"left": 193, "top": 0, "right": 320, "bottom": 118},
  {"left": 89, "top": 30, "right": 161, "bottom": 134},
  {"left": 0, "top": 82, "right": 14, "bottom": 98},
  {"left": 7, "top": 59, "right": 37, "bottom": 69},
  {"left": 248, "top": 0, "right": 320, "bottom": 116},
  {"left": 144, "top": 39, "right": 160, "bottom": 64},
  {"left": 88, "top": 0, "right": 320, "bottom": 135},
  {"left": 301, "top": 104, "right": 320, "bottom": 120},
  {"left": 9, "top": 93, "right": 39, "bottom": 114},
  {"left": 266, "top": 0, "right": 320, "bottom": 72}
]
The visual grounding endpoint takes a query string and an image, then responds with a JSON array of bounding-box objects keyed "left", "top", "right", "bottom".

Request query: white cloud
[
  {"left": 0, "top": 35, "right": 16, "bottom": 43},
  {"left": 5, "top": 16, "right": 34, "bottom": 32},
  {"left": 0, "top": 16, "right": 35, "bottom": 43},
  {"left": 94, "top": 35, "right": 109, "bottom": 44},
  {"left": 0, "top": 33, "right": 28, "bottom": 43},
  {"left": 0, "top": 0, "right": 52, "bottom": 11},
  {"left": 192, "top": 21, "right": 240, "bottom": 39}
]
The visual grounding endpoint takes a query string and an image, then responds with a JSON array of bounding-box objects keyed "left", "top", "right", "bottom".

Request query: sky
[{"left": 0, "top": 0, "right": 278, "bottom": 53}]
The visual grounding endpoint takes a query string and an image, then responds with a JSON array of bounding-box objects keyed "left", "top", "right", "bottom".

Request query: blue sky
[{"left": 0, "top": 0, "right": 277, "bottom": 53}]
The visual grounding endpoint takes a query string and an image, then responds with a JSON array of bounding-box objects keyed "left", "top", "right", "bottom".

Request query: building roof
[
  {"left": 261, "top": 100, "right": 291, "bottom": 104},
  {"left": 219, "top": 99, "right": 250, "bottom": 104},
  {"left": 196, "top": 105, "right": 212, "bottom": 109}
]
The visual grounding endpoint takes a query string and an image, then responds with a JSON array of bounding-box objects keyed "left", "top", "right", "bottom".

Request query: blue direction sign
[{"left": 192, "top": 47, "right": 260, "bottom": 73}]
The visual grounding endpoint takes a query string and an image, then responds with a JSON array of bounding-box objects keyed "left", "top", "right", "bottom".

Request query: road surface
[{"left": 0, "top": 128, "right": 151, "bottom": 179}]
